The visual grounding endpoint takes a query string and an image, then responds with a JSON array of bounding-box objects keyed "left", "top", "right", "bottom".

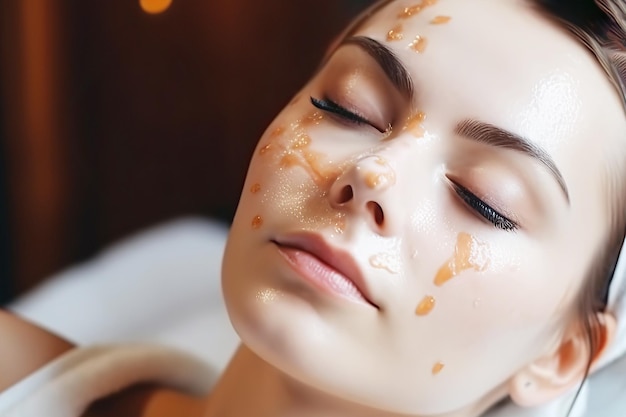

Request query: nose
[{"left": 329, "top": 155, "right": 396, "bottom": 234}]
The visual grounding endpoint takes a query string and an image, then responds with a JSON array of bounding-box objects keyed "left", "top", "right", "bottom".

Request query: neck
[{"left": 202, "top": 344, "right": 505, "bottom": 417}]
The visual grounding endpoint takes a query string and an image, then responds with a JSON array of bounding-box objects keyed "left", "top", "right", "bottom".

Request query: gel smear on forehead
[
  {"left": 434, "top": 232, "right": 490, "bottom": 286},
  {"left": 409, "top": 35, "right": 428, "bottom": 53},
  {"left": 387, "top": 24, "right": 404, "bottom": 41},
  {"left": 398, "top": 0, "right": 438, "bottom": 18}
]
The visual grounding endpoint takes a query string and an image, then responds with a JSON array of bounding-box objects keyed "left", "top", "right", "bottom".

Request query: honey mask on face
[{"left": 221, "top": 1, "right": 626, "bottom": 415}]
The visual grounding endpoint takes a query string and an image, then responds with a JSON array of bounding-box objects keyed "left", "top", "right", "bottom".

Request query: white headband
[{"left": 487, "top": 235, "right": 626, "bottom": 417}]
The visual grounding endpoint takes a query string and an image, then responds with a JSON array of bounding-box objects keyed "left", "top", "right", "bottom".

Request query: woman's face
[{"left": 222, "top": 0, "right": 625, "bottom": 414}]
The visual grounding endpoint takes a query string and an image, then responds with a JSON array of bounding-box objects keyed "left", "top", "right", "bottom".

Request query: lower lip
[{"left": 276, "top": 245, "right": 371, "bottom": 306}]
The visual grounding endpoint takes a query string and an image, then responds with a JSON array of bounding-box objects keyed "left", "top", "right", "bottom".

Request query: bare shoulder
[{"left": 0, "top": 309, "right": 74, "bottom": 391}]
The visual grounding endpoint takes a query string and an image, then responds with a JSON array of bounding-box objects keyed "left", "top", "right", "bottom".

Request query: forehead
[{"left": 351, "top": 0, "right": 624, "bottom": 198}]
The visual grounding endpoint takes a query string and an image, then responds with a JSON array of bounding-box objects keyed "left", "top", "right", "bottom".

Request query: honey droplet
[
  {"left": 271, "top": 126, "right": 285, "bottom": 138},
  {"left": 333, "top": 217, "right": 347, "bottom": 235},
  {"left": 409, "top": 35, "right": 428, "bottom": 53},
  {"left": 403, "top": 111, "right": 426, "bottom": 137},
  {"left": 365, "top": 172, "right": 381, "bottom": 189},
  {"left": 416, "top": 296, "right": 436, "bottom": 316},
  {"left": 291, "top": 134, "right": 311, "bottom": 149},
  {"left": 432, "top": 362, "right": 445, "bottom": 375},
  {"left": 398, "top": 0, "right": 437, "bottom": 18},
  {"left": 301, "top": 111, "right": 324, "bottom": 127},
  {"left": 250, "top": 183, "right": 261, "bottom": 194},
  {"left": 381, "top": 124, "right": 394, "bottom": 141},
  {"left": 280, "top": 152, "right": 300, "bottom": 168},
  {"left": 369, "top": 253, "right": 400, "bottom": 274},
  {"left": 434, "top": 232, "right": 490, "bottom": 286},
  {"left": 272, "top": 110, "right": 342, "bottom": 188},
  {"left": 430, "top": 15, "right": 451, "bottom": 24},
  {"left": 399, "top": 5, "right": 422, "bottom": 18},
  {"left": 259, "top": 144, "right": 273, "bottom": 155},
  {"left": 251, "top": 215, "right": 263, "bottom": 230},
  {"left": 364, "top": 171, "right": 395, "bottom": 189},
  {"left": 387, "top": 24, "right": 404, "bottom": 41}
]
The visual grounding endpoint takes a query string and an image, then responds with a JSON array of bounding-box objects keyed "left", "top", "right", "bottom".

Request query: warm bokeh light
[{"left": 139, "top": 0, "right": 172, "bottom": 14}]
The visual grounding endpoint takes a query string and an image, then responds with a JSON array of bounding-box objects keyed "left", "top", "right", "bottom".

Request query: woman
[{"left": 1, "top": 0, "right": 625, "bottom": 416}]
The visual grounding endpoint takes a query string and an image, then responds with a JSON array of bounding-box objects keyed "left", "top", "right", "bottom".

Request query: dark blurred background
[{"left": 0, "top": 0, "right": 376, "bottom": 303}]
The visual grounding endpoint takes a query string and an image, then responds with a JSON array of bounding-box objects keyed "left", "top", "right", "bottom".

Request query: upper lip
[{"left": 272, "top": 232, "right": 379, "bottom": 309}]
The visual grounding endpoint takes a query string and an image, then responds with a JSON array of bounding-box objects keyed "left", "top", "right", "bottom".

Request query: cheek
[
  {"left": 397, "top": 233, "right": 562, "bottom": 369},
  {"left": 239, "top": 108, "right": 347, "bottom": 234}
]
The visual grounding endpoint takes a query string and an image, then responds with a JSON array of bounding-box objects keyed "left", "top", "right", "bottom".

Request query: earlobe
[
  {"left": 589, "top": 312, "right": 617, "bottom": 372},
  {"left": 508, "top": 312, "right": 617, "bottom": 408}
]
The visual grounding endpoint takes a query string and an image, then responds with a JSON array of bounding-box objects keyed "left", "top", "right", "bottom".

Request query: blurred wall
[{"left": 0, "top": 0, "right": 377, "bottom": 300}]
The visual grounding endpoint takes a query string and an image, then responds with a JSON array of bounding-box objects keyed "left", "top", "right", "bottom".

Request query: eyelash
[
  {"left": 310, "top": 96, "right": 386, "bottom": 133},
  {"left": 451, "top": 181, "right": 518, "bottom": 231},
  {"left": 311, "top": 96, "right": 515, "bottom": 231}
]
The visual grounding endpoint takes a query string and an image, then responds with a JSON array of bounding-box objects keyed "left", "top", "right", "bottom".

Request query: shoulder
[
  {"left": 0, "top": 309, "right": 74, "bottom": 392},
  {"left": 1, "top": 343, "right": 216, "bottom": 417}
]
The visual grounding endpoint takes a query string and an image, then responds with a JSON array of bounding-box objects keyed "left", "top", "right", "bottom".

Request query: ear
[{"left": 507, "top": 312, "right": 617, "bottom": 407}]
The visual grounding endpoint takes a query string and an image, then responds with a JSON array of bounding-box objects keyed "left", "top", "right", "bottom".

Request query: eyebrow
[
  {"left": 342, "top": 36, "right": 415, "bottom": 100},
  {"left": 455, "top": 119, "right": 570, "bottom": 204}
]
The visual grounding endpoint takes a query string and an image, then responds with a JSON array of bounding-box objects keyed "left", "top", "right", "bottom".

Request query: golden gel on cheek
[
  {"left": 256, "top": 288, "right": 281, "bottom": 304},
  {"left": 251, "top": 215, "right": 263, "bottom": 230},
  {"left": 434, "top": 232, "right": 491, "bottom": 286},
  {"left": 387, "top": 24, "right": 404, "bottom": 41},
  {"left": 278, "top": 112, "right": 342, "bottom": 188},
  {"left": 259, "top": 144, "right": 272, "bottom": 155},
  {"left": 259, "top": 111, "right": 341, "bottom": 188},
  {"left": 257, "top": 112, "right": 347, "bottom": 233}
]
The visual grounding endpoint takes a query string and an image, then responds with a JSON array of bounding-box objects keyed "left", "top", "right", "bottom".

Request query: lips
[{"left": 272, "top": 233, "right": 378, "bottom": 308}]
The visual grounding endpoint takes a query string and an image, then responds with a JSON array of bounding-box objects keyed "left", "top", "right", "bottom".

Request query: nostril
[
  {"left": 367, "top": 201, "right": 384, "bottom": 226},
  {"left": 337, "top": 185, "right": 354, "bottom": 204}
]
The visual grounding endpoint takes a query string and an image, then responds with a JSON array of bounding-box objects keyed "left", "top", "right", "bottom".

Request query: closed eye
[
  {"left": 451, "top": 181, "right": 518, "bottom": 231},
  {"left": 310, "top": 96, "right": 386, "bottom": 133}
]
